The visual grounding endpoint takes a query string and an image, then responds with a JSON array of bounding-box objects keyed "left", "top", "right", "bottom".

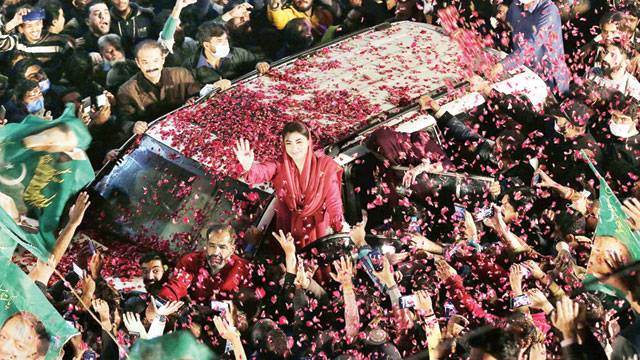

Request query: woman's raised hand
[{"left": 234, "top": 139, "right": 254, "bottom": 173}]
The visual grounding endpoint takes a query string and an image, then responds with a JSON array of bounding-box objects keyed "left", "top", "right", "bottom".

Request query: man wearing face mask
[
  {"left": 601, "top": 94, "right": 640, "bottom": 194},
  {"left": 4, "top": 79, "right": 49, "bottom": 123},
  {"left": 12, "top": 59, "right": 66, "bottom": 118},
  {"left": 186, "top": 21, "right": 269, "bottom": 85},
  {"left": 587, "top": 40, "right": 640, "bottom": 101},
  {"left": 117, "top": 40, "right": 201, "bottom": 137}
]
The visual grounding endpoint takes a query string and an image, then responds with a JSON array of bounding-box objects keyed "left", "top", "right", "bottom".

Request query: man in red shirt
[{"left": 157, "top": 224, "right": 252, "bottom": 304}]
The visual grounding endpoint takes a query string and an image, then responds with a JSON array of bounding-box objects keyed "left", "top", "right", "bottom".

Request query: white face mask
[
  {"left": 214, "top": 43, "right": 230, "bottom": 58},
  {"left": 609, "top": 122, "right": 635, "bottom": 138}
]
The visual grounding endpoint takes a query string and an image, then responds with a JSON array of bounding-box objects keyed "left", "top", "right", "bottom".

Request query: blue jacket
[{"left": 502, "top": 0, "right": 570, "bottom": 95}]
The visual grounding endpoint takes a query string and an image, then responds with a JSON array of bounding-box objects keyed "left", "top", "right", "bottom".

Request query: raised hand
[
  {"left": 622, "top": 198, "right": 640, "bottom": 231},
  {"left": 373, "top": 255, "right": 396, "bottom": 288},
  {"left": 415, "top": 290, "right": 434, "bottom": 316},
  {"left": 92, "top": 298, "right": 110, "bottom": 322},
  {"left": 213, "top": 315, "right": 240, "bottom": 341},
  {"left": 552, "top": 296, "right": 579, "bottom": 341},
  {"left": 273, "top": 230, "right": 295, "bottom": 257},
  {"left": 522, "top": 260, "right": 545, "bottom": 280},
  {"left": 349, "top": 211, "right": 368, "bottom": 247},
  {"left": 509, "top": 264, "right": 525, "bottom": 294},
  {"left": 156, "top": 300, "right": 185, "bottom": 317},
  {"left": 69, "top": 192, "right": 90, "bottom": 227},
  {"left": 526, "top": 289, "right": 553, "bottom": 313},
  {"left": 330, "top": 255, "right": 354, "bottom": 286},
  {"left": 123, "top": 312, "right": 147, "bottom": 337},
  {"left": 434, "top": 258, "right": 457, "bottom": 281},
  {"left": 294, "top": 260, "right": 317, "bottom": 290},
  {"left": 234, "top": 139, "right": 254, "bottom": 172}
]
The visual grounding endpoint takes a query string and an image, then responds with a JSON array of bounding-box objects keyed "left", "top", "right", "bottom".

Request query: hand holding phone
[{"left": 511, "top": 294, "right": 531, "bottom": 309}]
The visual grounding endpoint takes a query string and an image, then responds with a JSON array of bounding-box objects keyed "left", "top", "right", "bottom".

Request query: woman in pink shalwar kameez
[{"left": 234, "top": 121, "right": 344, "bottom": 248}]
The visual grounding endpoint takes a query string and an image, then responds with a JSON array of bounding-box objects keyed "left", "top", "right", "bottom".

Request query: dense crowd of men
[{"left": 1, "top": 0, "right": 640, "bottom": 358}]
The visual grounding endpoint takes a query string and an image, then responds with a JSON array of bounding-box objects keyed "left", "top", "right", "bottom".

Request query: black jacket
[
  {"left": 184, "top": 46, "right": 265, "bottom": 84},
  {"left": 109, "top": 3, "right": 155, "bottom": 55}
]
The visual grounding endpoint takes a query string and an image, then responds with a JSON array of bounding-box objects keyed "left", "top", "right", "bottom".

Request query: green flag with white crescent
[
  {"left": 0, "top": 260, "right": 78, "bottom": 359},
  {"left": 581, "top": 150, "right": 640, "bottom": 297},
  {"left": 0, "top": 104, "right": 94, "bottom": 260}
]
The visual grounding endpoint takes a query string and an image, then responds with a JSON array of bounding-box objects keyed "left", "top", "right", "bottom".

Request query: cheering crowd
[{"left": 1, "top": 0, "right": 640, "bottom": 358}]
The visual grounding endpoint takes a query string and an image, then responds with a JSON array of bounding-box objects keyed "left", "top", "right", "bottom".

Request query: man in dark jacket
[
  {"left": 185, "top": 21, "right": 269, "bottom": 85},
  {"left": 109, "top": 0, "right": 154, "bottom": 55},
  {"left": 117, "top": 40, "right": 201, "bottom": 137}
]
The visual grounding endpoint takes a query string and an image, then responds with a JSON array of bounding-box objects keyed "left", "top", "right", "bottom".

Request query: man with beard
[
  {"left": 140, "top": 252, "right": 171, "bottom": 295},
  {"left": 587, "top": 39, "right": 640, "bottom": 101},
  {"left": 267, "top": 0, "right": 334, "bottom": 36},
  {"left": 157, "top": 224, "right": 252, "bottom": 304},
  {"left": 79, "top": 1, "right": 111, "bottom": 53},
  {"left": 116, "top": 39, "right": 201, "bottom": 137}
]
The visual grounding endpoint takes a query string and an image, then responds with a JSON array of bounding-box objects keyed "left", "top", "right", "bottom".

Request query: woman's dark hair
[
  {"left": 14, "top": 79, "right": 39, "bottom": 101},
  {"left": 282, "top": 121, "right": 310, "bottom": 139},
  {"left": 196, "top": 21, "right": 228, "bottom": 44}
]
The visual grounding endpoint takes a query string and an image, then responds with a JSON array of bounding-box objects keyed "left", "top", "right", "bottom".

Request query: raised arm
[{"left": 330, "top": 255, "right": 360, "bottom": 338}]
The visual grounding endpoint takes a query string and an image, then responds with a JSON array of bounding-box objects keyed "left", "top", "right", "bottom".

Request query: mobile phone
[
  {"left": 0, "top": 105, "right": 6, "bottom": 119},
  {"left": 511, "top": 294, "right": 531, "bottom": 309},
  {"left": 65, "top": 320, "right": 76, "bottom": 328},
  {"left": 407, "top": 216, "right": 421, "bottom": 232},
  {"left": 521, "top": 266, "right": 530, "bottom": 278},
  {"left": 368, "top": 248, "right": 384, "bottom": 272},
  {"left": 154, "top": 297, "right": 167, "bottom": 309},
  {"left": 359, "top": 250, "right": 386, "bottom": 292},
  {"left": 531, "top": 174, "right": 541, "bottom": 186},
  {"left": 211, "top": 300, "right": 229, "bottom": 314},
  {"left": 72, "top": 262, "right": 85, "bottom": 278},
  {"left": 444, "top": 301, "right": 456, "bottom": 318},
  {"left": 88, "top": 239, "right": 96, "bottom": 256},
  {"left": 82, "top": 350, "right": 97, "bottom": 360},
  {"left": 400, "top": 294, "right": 417, "bottom": 309},
  {"left": 473, "top": 206, "right": 494, "bottom": 222},
  {"left": 81, "top": 97, "right": 92, "bottom": 114},
  {"left": 96, "top": 94, "right": 107, "bottom": 108},
  {"left": 453, "top": 204, "right": 465, "bottom": 221}
]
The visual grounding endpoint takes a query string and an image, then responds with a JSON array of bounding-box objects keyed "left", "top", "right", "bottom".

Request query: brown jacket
[{"left": 116, "top": 67, "right": 201, "bottom": 133}]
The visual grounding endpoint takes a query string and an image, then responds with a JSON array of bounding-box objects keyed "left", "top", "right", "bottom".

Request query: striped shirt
[{"left": 14, "top": 32, "right": 73, "bottom": 64}]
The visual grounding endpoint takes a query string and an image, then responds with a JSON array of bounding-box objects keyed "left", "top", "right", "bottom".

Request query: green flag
[
  {"left": 0, "top": 260, "right": 78, "bottom": 359},
  {"left": 129, "top": 331, "right": 216, "bottom": 360},
  {"left": 581, "top": 151, "right": 640, "bottom": 297},
  {"left": 0, "top": 104, "right": 94, "bottom": 260}
]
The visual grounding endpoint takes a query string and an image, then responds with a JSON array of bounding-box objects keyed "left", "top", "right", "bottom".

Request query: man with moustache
[
  {"left": 157, "top": 224, "right": 252, "bottom": 304},
  {"left": 139, "top": 252, "right": 171, "bottom": 295},
  {"left": 587, "top": 39, "right": 640, "bottom": 101},
  {"left": 116, "top": 39, "right": 201, "bottom": 137}
]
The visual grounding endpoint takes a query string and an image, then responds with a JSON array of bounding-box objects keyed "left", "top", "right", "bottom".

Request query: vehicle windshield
[{"left": 86, "top": 135, "right": 271, "bottom": 251}]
